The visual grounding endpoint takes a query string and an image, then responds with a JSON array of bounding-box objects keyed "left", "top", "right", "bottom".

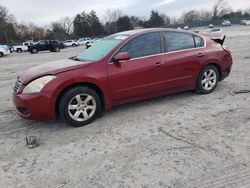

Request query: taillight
[{"left": 222, "top": 45, "right": 231, "bottom": 54}]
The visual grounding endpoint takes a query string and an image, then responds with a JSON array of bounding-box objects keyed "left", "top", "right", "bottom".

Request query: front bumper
[{"left": 13, "top": 92, "right": 56, "bottom": 120}]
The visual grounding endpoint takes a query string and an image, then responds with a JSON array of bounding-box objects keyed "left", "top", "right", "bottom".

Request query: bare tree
[
  {"left": 180, "top": 10, "right": 201, "bottom": 24},
  {"left": 200, "top": 10, "right": 212, "bottom": 21},
  {"left": 0, "top": 5, "right": 17, "bottom": 43},
  {"left": 0, "top": 5, "right": 15, "bottom": 23},
  {"left": 169, "top": 16, "right": 178, "bottom": 25},
  {"left": 59, "top": 16, "right": 74, "bottom": 35},
  {"left": 15, "top": 22, "right": 45, "bottom": 41},
  {"left": 104, "top": 9, "right": 123, "bottom": 23},
  {"left": 161, "top": 14, "right": 171, "bottom": 25},
  {"left": 212, "top": 0, "right": 232, "bottom": 19},
  {"left": 103, "top": 9, "right": 123, "bottom": 34}
]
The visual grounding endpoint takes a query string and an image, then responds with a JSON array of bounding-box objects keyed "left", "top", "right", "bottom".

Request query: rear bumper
[
  {"left": 221, "top": 66, "right": 232, "bottom": 80},
  {"left": 220, "top": 50, "right": 233, "bottom": 81}
]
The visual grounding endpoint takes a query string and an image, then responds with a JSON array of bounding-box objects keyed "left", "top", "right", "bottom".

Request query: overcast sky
[{"left": 1, "top": 0, "right": 250, "bottom": 25}]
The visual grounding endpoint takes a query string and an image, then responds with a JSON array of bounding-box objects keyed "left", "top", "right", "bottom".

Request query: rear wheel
[
  {"left": 59, "top": 86, "right": 102, "bottom": 127},
  {"left": 0, "top": 52, "right": 3, "bottom": 57},
  {"left": 196, "top": 65, "right": 219, "bottom": 94},
  {"left": 72, "top": 44, "right": 76, "bottom": 47},
  {"left": 54, "top": 46, "right": 60, "bottom": 52}
]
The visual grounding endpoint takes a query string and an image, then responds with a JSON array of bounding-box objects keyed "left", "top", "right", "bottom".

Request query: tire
[
  {"left": 0, "top": 52, "right": 3, "bottom": 57},
  {"left": 31, "top": 48, "right": 38, "bottom": 54},
  {"left": 17, "top": 48, "right": 22, "bottom": 53},
  {"left": 86, "top": 44, "right": 91, "bottom": 49},
  {"left": 54, "top": 46, "right": 60, "bottom": 52},
  {"left": 59, "top": 86, "right": 102, "bottom": 127},
  {"left": 72, "top": 44, "right": 76, "bottom": 47},
  {"left": 196, "top": 65, "right": 219, "bottom": 94}
]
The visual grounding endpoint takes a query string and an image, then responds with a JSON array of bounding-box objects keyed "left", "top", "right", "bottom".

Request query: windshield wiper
[{"left": 69, "top": 56, "right": 82, "bottom": 61}]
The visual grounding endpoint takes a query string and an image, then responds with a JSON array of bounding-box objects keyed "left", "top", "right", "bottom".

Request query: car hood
[{"left": 18, "top": 59, "right": 90, "bottom": 85}]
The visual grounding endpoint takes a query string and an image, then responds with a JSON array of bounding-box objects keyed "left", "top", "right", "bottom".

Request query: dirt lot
[{"left": 0, "top": 26, "right": 250, "bottom": 188}]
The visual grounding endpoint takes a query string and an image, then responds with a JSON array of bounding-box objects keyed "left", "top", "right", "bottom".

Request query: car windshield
[{"left": 75, "top": 35, "right": 128, "bottom": 62}]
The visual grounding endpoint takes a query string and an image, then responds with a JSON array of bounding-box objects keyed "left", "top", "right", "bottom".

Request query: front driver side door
[{"left": 108, "top": 32, "right": 166, "bottom": 103}]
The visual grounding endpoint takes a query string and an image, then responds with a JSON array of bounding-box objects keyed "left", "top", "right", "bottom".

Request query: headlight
[{"left": 23, "top": 75, "right": 56, "bottom": 94}]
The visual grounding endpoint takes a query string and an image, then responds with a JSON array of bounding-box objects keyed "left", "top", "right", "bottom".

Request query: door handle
[
  {"left": 154, "top": 62, "right": 164, "bottom": 67},
  {"left": 197, "top": 53, "right": 204, "bottom": 57}
]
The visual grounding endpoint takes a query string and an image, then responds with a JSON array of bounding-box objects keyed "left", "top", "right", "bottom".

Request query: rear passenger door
[{"left": 163, "top": 32, "right": 205, "bottom": 91}]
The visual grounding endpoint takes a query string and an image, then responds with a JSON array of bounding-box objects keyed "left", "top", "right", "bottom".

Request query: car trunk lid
[{"left": 204, "top": 32, "right": 226, "bottom": 45}]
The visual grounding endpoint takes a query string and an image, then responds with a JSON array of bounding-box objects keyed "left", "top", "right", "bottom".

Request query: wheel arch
[
  {"left": 201, "top": 62, "right": 222, "bottom": 81},
  {"left": 55, "top": 82, "right": 105, "bottom": 116},
  {"left": 17, "top": 48, "right": 22, "bottom": 52}
]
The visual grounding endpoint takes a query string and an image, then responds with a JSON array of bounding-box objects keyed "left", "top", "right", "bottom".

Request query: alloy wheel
[
  {"left": 68, "top": 94, "right": 96, "bottom": 122},
  {"left": 201, "top": 69, "right": 217, "bottom": 91}
]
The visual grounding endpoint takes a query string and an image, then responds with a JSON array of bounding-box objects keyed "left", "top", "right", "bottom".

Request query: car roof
[{"left": 114, "top": 28, "right": 199, "bottom": 37}]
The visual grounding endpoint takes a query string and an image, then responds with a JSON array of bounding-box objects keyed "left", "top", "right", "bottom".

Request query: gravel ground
[{"left": 0, "top": 25, "right": 250, "bottom": 188}]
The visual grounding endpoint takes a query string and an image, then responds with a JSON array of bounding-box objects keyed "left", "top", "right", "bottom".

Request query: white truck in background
[{"left": 13, "top": 42, "right": 35, "bottom": 53}]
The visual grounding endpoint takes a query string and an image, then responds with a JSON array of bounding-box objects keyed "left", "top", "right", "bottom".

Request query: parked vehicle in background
[
  {"left": 77, "top": 38, "right": 91, "bottom": 45},
  {"left": 64, "top": 40, "right": 79, "bottom": 47},
  {"left": 28, "top": 40, "right": 61, "bottom": 54},
  {"left": 222, "top": 20, "right": 231, "bottom": 26},
  {"left": 240, "top": 20, "right": 250, "bottom": 25},
  {"left": 183, "top": 25, "right": 189, "bottom": 30},
  {"left": 13, "top": 42, "right": 34, "bottom": 53},
  {"left": 3, "top": 44, "right": 14, "bottom": 53},
  {"left": 203, "top": 28, "right": 222, "bottom": 34},
  {"left": 86, "top": 38, "right": 102, "bottom": 49},
  {"left": 208, "top": 24, "right": 214, "bottom": 28},
  {"left": 0, "top": 45, "right": 10, "bottom": 57},
  {"left": 13, "top": 44, "right": 27, "bottom": 53},
  {"left": 13, "top": 28, "right": 233, "bottom": 127},
  {"left": 58, "top": 41, "right": 65, "bottom": 49},
  {"left": 8, "top": 45, "right": 14, "bottom": 53}
]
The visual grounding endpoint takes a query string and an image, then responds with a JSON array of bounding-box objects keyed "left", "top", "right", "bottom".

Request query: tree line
[{"left": 0, "top": 0, "right": 250, "bottom": 44}]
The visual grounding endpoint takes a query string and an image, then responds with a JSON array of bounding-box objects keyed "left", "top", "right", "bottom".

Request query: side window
[
  {"left": 119, "top": 32, "right": 161, "bottom": 59},
  {"left": 194, "top": 36, "right": 204, "bottom": 48},
  {"left": 164, "top": 32, "right": 195, "bottom": 52},
  {"left": 38, "top": 41, "right": 46, "bottom": 45}
]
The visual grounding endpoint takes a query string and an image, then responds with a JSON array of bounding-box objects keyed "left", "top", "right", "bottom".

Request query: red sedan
[{"left": 13, "top": 28, "right": 233, "bottom": 127}]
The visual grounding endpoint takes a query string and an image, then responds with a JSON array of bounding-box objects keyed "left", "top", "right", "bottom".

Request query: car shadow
[
  {"left": 106, "top": 91, "right": 196, "bottom": 116},
  {"left": 5, "top": 90, "right": 197, "bottom": 135}
]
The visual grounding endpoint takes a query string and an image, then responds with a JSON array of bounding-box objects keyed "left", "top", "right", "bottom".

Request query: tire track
[{"left": 197, "top": 168, "right": 250, "bottom": 188}]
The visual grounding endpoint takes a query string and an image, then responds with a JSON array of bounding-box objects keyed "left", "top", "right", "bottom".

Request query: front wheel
[
  {"left": 0, "top": 52, "right": 3, "bottom": 57},
  {"left": 196, "top": 65, "right": 219, "bottom": 94},
  {"left": 59, "top": 86, "right": 102, "bottom": 127},
  {"left": 17, "top": 48, "right": 22, "bottom": 53}
]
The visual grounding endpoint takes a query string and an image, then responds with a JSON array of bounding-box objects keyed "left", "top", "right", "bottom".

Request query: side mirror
[{"left": 113, "top": 52, "right": 131, "bottom": 64}]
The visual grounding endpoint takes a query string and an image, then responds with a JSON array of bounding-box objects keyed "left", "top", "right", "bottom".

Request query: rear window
[
  {"left": 164, "top": 32, "right": 195, "bottom": 52},
  {"left": 194, "top": 36, "right": 204, "bottom": 48}
]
